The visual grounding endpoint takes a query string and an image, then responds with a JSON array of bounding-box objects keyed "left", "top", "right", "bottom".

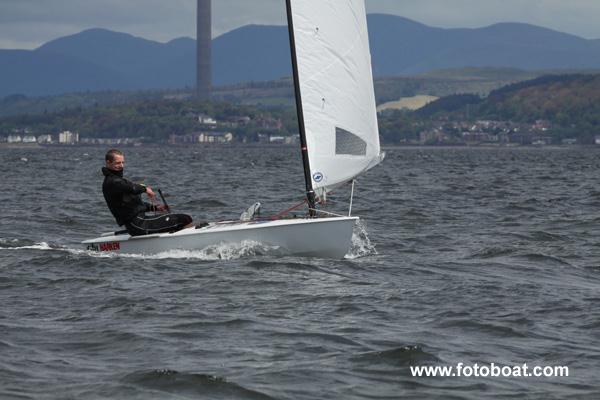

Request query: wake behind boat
[{"left": 82, "top": 0, "right": 383, "bottom": 258}]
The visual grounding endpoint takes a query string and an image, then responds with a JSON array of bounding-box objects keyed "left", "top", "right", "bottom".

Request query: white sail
[{"left": 289, "top": 0, "right": 383, "bottom": 196}]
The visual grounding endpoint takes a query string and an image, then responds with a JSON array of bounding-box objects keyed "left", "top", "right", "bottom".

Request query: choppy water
[{"left": 1, "top": 145, "right": 600, "bottom": 399}]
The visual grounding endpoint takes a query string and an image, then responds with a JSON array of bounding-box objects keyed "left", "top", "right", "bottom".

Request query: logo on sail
[{"left": 313, "top": 172, "right": 324, "bottom": 183}]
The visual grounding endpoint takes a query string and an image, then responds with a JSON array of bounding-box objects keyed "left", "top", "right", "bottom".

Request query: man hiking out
[{"left": 102, "top": 148, "right": 193, "bottom": 236}]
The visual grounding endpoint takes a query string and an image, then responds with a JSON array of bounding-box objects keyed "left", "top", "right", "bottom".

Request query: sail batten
[{"left": 288, "top": 0, "right": 382, "bottom": 195}]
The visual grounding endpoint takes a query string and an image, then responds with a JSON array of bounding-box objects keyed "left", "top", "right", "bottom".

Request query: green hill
[
  {"left": 426, "top": 74, "right": 600, "bottom": 133},
  {"left": 480, "top": 74, "right": 600, "bottom": 125},
  {"left": 380, "top": 73, "right": 600, "bottom": 143}
]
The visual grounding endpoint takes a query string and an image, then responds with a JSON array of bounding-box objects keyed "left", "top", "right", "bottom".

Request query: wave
[
  {"left": 1, "top": 234, "right": 365, "bottom": 262},
  {"left": 170, "top": 318, "right": 255, "bottom": 330},
  {"left": 0, "top": 238, "right": 54, "bottom": 251},
  {"left": 437, "top": 319, "right": 528, "bottom": 338},
  {"left": 517, "top": 252, "right": 573, "bottom": 267},
  {"left": 0, "top": 237, "right": 282, "bottom": 261},
  {"left": 64, "top": 239, "right": 282, "bottom": 261},
  {"left": 122, "top": 369, "right": 275, "bottom": 400},
  {"left": 138, "top": 240, "right": 281, "bottom": 260},
  {"left": 181, "top": 198, "right": 229, "bottom": 208},
  {"left": 271, "top": 331, "right": 363, "bottom": 347},
  {"left": 346, "top": 220, "right": 377, "bottom": 259},
  {"left": 529, "top": 230, "right": 570, "bottom": 242},
  {"left": 352, "top": 345, "right": 440, "bottom": 367}
]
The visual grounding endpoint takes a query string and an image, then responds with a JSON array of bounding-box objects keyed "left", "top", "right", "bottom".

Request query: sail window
[{"left": 336, "top": 127, "right": 366, "bottom": 156}]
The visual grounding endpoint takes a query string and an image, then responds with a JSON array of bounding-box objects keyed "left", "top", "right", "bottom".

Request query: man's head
[{"left": 105, "top": 149, "right": 124, "bottom": 172}]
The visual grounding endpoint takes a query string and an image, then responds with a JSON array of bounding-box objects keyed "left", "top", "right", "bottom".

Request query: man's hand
[
  {"left": 145, "top": 186, "right": 156, "bottom": 199},
  {"left": 155, "top": 204, "right": 168, "bottom": 212}
]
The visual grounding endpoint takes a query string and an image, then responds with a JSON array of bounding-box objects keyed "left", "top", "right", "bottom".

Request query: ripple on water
[
  {"left": 351, "top": 345, "right": 441, "bottom": 367},
  {"left": 122, "top": 369, "right": 275, "bottom": 400}
]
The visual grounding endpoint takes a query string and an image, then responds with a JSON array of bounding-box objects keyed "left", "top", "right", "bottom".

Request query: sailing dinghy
[{"left": 82, "top": 0, "right": 384, "bottom": 258}]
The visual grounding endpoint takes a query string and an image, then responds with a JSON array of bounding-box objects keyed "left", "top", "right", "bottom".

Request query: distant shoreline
[
  {"left": 0, "top": 143, "right": 596, "bottom": 150},
  {"left": 0, "top": 143, "right": 40, "bottom": 149}
]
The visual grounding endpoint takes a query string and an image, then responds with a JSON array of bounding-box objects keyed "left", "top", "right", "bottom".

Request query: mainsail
[{"left": 287, "top": 0, "right": 383, "bottom": 199}]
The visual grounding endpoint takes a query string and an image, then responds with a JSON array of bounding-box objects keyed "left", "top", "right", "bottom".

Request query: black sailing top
[{"left": 102, "top": 167, "right": 155, "bottom": 226}]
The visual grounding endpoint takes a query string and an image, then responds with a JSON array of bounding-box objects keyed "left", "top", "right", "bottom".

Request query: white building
[
  {"left": 198, "top": 114, "right": 217, "bottom": 125},
  {"left": 59, "top": 130, "right": 79, "bottom": 144},
  {"left": 22, "top": 135, "right": 37, "bottom": 143},
  {"left": 7, "top": 135, "right": 22, "bottom": 143},
  {"left": 269, "top": 135, "right": 298, "bottom": 144},
  {"left": 199, "top": 131, "right": 233, "bottom": 143},
  {"left": 37, "top": 134, "right": 54, "bottom": 144}
]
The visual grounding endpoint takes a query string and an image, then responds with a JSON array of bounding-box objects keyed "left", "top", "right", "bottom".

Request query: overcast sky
[{"left": 1, "top": 0, "right": 600, "bottom": 49}]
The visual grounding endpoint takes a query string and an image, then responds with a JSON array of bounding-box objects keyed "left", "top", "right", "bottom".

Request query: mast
[{"left": 286, "top": 0, "right": 317, "bottom": 216}]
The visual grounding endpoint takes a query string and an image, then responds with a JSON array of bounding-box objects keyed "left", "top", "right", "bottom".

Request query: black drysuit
[{"left": 102, "top": 167, "right": 192, "bottom": 236}]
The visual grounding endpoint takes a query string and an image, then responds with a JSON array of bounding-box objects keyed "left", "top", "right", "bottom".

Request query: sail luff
[{"left": 286, "top": 0, "right": 317, "bottom": 214}]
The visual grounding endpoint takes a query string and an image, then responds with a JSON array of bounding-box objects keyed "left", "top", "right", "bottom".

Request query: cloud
[
  {"left": 0, "top": 0, "right": 599, "bottom": 49},
  {"left": 0, "top": 0, "right": 196, "bottom": 48},
  {"left": 366, "top": 0, "right": 600, "bottom": 38},
  {"left": 213, "top": 0, "right": 286, "bottom": 37}
]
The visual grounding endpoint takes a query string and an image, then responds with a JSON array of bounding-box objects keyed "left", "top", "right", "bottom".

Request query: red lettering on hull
[{"left": 99, "top": 242, "right": 121, "bottom": 252}]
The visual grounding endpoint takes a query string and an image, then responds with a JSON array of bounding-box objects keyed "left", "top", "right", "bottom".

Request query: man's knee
[{"left": 125, "top": 223, "right": 145, "bottom": 236}]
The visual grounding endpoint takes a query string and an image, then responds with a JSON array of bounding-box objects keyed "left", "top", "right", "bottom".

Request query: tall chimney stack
[{"left": 197, "top": 0, "right": 211, "bottom": 99}]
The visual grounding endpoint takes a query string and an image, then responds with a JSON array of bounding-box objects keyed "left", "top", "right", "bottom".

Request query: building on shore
[
  {"left": 37, "top": 135, "right": 54, "bottom": 144},
  {"left": 199, "top": 131, "right": 232, "bottom": 143},
  {"left": 258, "top": 134, "right": 299, "bottom": 145},
  {"left": 169, "top": 131, "right": 233, "bottom": 144},
  {"left": 198, "top": 114, "right": 217, "bottom": 126},
  {"left": 78, "top": 137, "right": 141, "bottom": 146},
  {"left": 59, "top": 130, "right": 79, "bottom": 144}
]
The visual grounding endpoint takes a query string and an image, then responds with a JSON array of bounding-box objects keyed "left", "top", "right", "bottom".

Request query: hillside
[
  {"left": 0, "top": 68, "right": 546, "bottom": 118},
  {"left": 479, "top": 74, "right": 600, "bottom": 131},
  {"left": 404, "top": 73, "right": 600, "bottom": 142},
  {"left": 2, "top": 73, "right": 599, "bottom": 145},
  {"left": 377, "top": 96, "right": 438, "bottom": 112},
  {"left": 422, "top": 74, "right": 600, "bottom": 124},
  {"left": 0, "top": 99, "right": 298, "bottom": 143},
  {"left": 1, "top": 15, "right": 600, "bottom": 96}
]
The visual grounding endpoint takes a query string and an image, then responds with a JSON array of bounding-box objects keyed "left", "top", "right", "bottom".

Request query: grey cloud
[
  {"left": 213, "top": 0, "right": 286, "bottom": 36},
  {"left": 1, "top": 0, "right": 599, "bottom": 49},
  {"left": 0, "top": 0, "right": 196, "bottom": 48},
  {"left": 366, "top": 0, "right": 600, "bottom": 38}
]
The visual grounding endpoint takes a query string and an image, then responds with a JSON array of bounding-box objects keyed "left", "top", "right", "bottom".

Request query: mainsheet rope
[{"left": 270, "top": 198, "right": 308, "bottom": 220}]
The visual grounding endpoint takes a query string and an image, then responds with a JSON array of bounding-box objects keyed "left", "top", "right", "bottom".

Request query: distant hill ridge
[{"left": 1, "top": 14, "right": 600, "bottom": 96}]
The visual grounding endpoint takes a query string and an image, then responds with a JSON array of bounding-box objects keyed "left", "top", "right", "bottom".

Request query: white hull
[{"left": 82, "top": 216, "right": 358, "bottom": 258}]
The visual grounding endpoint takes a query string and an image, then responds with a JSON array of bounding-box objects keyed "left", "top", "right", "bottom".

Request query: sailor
[{"left": 102, "top": 149, "right": 193, "bottom": 236}]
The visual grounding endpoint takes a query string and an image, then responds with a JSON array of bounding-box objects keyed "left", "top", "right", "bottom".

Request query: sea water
[{"left": 1, "top": 145, "right": 600, "bottom": 399}]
